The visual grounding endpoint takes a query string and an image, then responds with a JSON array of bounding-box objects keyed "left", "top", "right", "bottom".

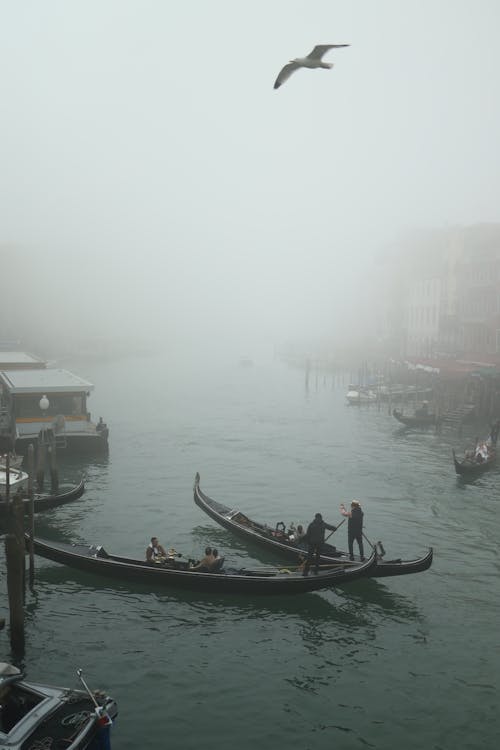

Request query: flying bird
[{"left": 273, "top": 44, "right": 350, "bottom": 90}]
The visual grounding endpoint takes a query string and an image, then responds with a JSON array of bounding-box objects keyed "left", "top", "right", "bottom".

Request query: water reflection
[{"left": 334, "top": 578, "right": 422, "bottom": 623}]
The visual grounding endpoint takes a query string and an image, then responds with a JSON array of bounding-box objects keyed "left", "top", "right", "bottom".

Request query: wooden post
[
  {"left": 6, "top": 485, "right": 25, "bottom": 655},
  {"left": 49, "top": 441, "right": 59, "bottom": 493},
  {"left": 36, "top": 441, "right": 46, "bottom": 492},
  {"left": 27, "top": 444, "right": 35, "bottom": 589}
]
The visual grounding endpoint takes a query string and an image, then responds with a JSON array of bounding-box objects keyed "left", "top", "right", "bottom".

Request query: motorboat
[
  {"left": 0, "top": 466, "right": 29, "bottom": 497},
  {"left": 0, "top": 662, "right": 117, "bottom": 749}
]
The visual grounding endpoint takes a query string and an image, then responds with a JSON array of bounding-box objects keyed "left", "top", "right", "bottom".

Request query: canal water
[{"left": 1, "top": 352, "right": 499, "bottom": 749}]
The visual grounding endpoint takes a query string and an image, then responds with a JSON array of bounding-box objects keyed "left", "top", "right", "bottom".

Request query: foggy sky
[{"left": 2, "top": 0, "right": 500, "bottom": 360}]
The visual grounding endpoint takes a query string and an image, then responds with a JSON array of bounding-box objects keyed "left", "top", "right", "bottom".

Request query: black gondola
[
  {"left": 0, "top": 478, "right": 85, "bottom": 520},
  {"left": 452, "top": 448, "right": 496, "bottom": 476},
  {"left": 193, "top": 474, "right": 433, "bottom": 578},
  {"left": 28, "top": 535, "right": 377, "bottom": 595},
  {"left": 453, "top": 420, "right": 499, "bottom": 476},
  {"left": 393, "top": 408, "right": 439, "bottom": 428}
]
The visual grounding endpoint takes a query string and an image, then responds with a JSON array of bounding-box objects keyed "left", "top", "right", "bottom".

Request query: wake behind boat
[
  {"left": 193, "top": 474, "right": 433, "bottom": 578},
  {"left": 28, "top": 536, "right": 376, "bottom": 595}
]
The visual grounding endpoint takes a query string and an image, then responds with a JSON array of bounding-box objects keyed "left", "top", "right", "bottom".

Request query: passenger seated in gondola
[
  {"left": 272, "top": 522, "right": 286, "bottom": 538},
  {"left": 189, "top": 547, "right": 215, "bottom": 572},
  {"left": 289, "top": 524, "right": 306, "bottom": 544},
  {"left": 146, "top": 537, "right": 167, "bottom": 563}
]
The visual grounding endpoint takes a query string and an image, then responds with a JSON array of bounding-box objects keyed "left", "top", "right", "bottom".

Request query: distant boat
[
  {"left": 346, "top": 385, "right": 377, "bottom": 404},
  {"left": 239, "top": 356, "right": 254, "bottom": 368},
  {"left": 452, "top": 420, "right": 499, "bottom": 477},
  {"left": 393, "top": 404, "right": 439, "bottom": 428}
]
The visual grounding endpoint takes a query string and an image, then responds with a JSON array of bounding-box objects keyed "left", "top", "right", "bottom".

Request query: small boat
[
  {"left": 393, "top": 407, "right": 439, "bottom": 428},
  {"left": 453, "top": 448, "right": 496, "bottom": 476},
  {"left": 453, "top": 420, "right": 499, "bottom": 476},
  {"left": 0, "top": 662, "right": 117, "bottom": 750},
  {"left": 0, "top": 466, "right": 29, "bottom": 495},
  {"left": 0, "top": 453, "right": 24, "bottom": 469},
  {"left": 193, "top": 474, "right": 433, "bottom": 578},
  {"left": 346, "top": 386, "right": 377, "bottom": 404},
  {"left": 0, "top": 478, "right": 85, "bottom": 519},
  {"left": 28, "top": 536, "right": 377, "bottom": 595}
]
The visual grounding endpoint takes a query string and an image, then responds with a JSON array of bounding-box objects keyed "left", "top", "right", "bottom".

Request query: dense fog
[{"left": 1, "top": 1, "right": 500, "bottom": 363}]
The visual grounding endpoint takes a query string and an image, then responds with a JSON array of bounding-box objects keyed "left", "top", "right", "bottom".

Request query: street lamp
[{"left": 39, "top": 395, "right": 49, "bottom": 413}]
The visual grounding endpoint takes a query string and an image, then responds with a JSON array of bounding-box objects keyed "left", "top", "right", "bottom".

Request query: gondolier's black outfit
[
  {"left": 341, "top": 503, "right": 365, "bottom": 561},
  {"left": 303, "top": 514, "right": 337, "bottom": 576}
]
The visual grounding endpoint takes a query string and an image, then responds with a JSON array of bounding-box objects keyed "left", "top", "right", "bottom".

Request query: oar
[
  {"left": 325, "top": 518, "right": 345, "bottom": 543},
  {"left": 362, "top": 531, "right": 375, "bottom": 550}
]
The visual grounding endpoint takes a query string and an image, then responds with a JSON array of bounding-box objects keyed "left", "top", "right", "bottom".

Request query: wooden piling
[
  {"left": 49, "top": 442, "right": 59, "bottom": 493},
  {"left": 5, "top": 487, "right": 25, "bottom": 655},
  {"left": 36, "top": 442, "right": 46, "bottom": 492},
  {"left": 27, "top": 444, "right": 35, "bottom": 589}
]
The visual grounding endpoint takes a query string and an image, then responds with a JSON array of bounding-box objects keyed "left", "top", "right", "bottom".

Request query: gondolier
[
  {"left": 303, "top": 513, "right": 337, "bottom": 576},
  {"left": 340, "top": 501, "right": 365, "bottom": 561}
]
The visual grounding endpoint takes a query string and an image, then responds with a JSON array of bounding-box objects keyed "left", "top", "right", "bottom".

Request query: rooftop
[
  {"left": 0, "top": 351, "right": 46, "bottom": 367},
  {"left": 0, "top": 368, "right": 94, "bottom": 394}
]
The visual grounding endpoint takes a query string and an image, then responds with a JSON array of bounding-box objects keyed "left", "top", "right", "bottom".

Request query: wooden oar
[{"left": 324, "top": 517, "right": 345, "bottom": 543}]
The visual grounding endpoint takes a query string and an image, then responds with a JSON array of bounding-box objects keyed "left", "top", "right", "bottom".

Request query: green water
[{"left": 1, "top": 354, "right": 499, "bottom": 749}]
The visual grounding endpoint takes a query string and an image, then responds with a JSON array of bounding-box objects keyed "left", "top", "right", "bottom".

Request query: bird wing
[
  {"left": 274, "top": 61, "right": 301, "bottom": 89},
  {"left": 306, "top": 44, "right": 350, "bottom": 60}
]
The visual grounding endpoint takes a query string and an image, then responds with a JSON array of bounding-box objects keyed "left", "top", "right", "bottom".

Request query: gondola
[
  {"left": 453, "top": 420, "right": 499, "bottom": 476},
  {"left": 0, "top": 662, "right": 117, "bottom": 750},
  {"left": 392, "top": 408, "right": 438, "bottom": 428},
  {"left": 0, "top": 478, "right": 85, "bottom": 520},
  {"left": 193, "top": 474, "right": 433, "bottom": 578},
  {"left": 452, "top": 448, "right": 496, "bottom": 476},
  {"left": 28, "top": 536, "right": 377, "bottom": 595}
]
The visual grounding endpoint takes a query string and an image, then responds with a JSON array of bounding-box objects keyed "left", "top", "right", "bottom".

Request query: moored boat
[
  {"left": 0, "top": 465, "right": 29, "bottom": 496},
  {"left": 346, "top": 386, "right": 377, "bottom": 404},
  {"left": 393, "top": 407, "right": 439, "bottom": 428},
  {"left": 0, "top": 478, "right": 85, "bottom": 519},
  {"left": 0, "top": 367, "right": 109, "bottom": 454},
  {"left": 28, "top": 536, "right": 377, "bottom": 595},
  {"left": 193, "top": 473, "right": 433, "bottom": 578},
  {"left": 0, "top": 662, "right": 117, "bottom": 750}
]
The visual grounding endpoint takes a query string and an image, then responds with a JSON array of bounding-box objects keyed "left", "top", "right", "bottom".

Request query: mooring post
[
  {"left": 5, "top": 454, "right": 25, "bottom": 655},
  {"left": 36, "top": 440, "right": 46, "bottom": 492},
  {"left": 49, "top": 440, "right": 59, "bottom": 493},
  {"left": 27, "top": 443, "right": 35, "bottom": 589}
]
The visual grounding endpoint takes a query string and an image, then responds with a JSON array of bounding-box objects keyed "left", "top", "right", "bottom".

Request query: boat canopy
[{"left": 0, "top": 368, "right": 94, "bottom": 394}]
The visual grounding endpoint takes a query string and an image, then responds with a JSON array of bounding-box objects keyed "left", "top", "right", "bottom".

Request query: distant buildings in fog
[{"left": 375, "top": 223, "right": 500, "bottom": 363}]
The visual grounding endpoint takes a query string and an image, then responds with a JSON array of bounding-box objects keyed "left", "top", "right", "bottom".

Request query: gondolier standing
[
  {"left": 340, "top": 501, "right": 365, "bottom": 561},
  {"left": 303, "top": 513, "right": 337, "bottom": 576}
]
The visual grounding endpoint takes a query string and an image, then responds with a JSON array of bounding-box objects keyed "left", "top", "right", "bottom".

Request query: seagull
[{"left": 273, "top": 44, "right": 350, "bottom": 90}]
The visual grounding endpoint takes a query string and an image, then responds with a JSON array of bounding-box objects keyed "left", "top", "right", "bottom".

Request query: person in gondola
[
  {"left": 293, "top": 524, "right": 306, "bottom": 544},
  {"left": 189, "top": 547, "right": 215, "bottom": 572},
  {"left": 146, "top": 536, "right": 167, "bottom": 563},
  {"left": 340, "top": 501, "right": 365, "bottom": 561},
  {"left": 302, "top": 513, "right": 337, "bottom": 576}
]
